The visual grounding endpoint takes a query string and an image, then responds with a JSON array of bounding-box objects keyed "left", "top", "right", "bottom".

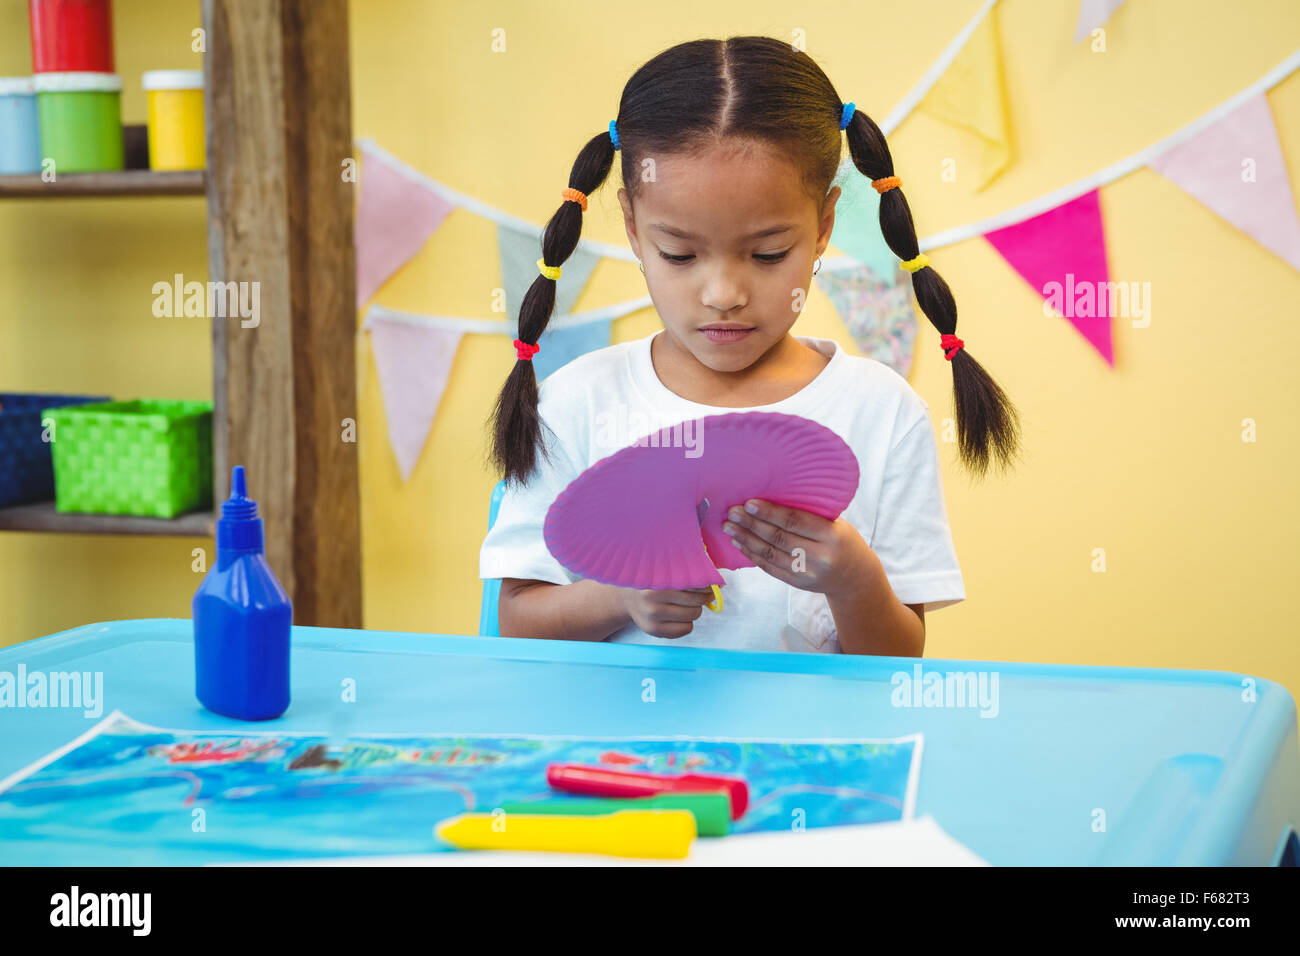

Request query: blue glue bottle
[{"left": 193, "top": 465, "right": 292, "bottom": 720}]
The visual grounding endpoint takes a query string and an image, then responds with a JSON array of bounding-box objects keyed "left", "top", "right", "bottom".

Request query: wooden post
[{"left": 203, "top": 0, "right": 362, "bottom": 627}]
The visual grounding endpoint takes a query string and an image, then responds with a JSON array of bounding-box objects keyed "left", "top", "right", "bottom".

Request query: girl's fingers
[
  {"left": 654, "top": 602, "right": 705, "bottom": 624},
  {"left": 728, "top": 532, "right": 797, "bottom": 587},
  {"left": 659, "top": 588, "right": 716, "bottom": 606},
  {"left": 732, "top": 500, "right": 830, "bottom": 540},
  {"left": 726, "top": 522, "right": 792, "bottom": 568}
]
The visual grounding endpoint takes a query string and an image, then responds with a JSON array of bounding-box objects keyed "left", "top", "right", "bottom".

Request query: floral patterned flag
[{"left": 815, "top": 262, "right": 919, "bottom": 376}]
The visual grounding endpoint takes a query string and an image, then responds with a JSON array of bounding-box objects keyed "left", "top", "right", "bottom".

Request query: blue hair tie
[
  {"left": 609, "top": 120, "right": 621, "bottom": 150},
  {"left": 839, "top": 102, "right": 856, "bottom": 130}
]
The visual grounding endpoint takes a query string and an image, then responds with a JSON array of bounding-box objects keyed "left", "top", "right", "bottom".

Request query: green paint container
[{"left": 33, "top": 71, "right": 123, "bottom": 172}]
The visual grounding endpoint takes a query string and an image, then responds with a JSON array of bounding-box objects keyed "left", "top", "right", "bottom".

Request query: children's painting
[{"left": 0, "top": 711, "right": 922, "bottom": 864}]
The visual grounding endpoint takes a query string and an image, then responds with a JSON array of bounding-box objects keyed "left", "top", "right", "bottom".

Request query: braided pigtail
[
  {"left": 488, "top": 128, "right": 617, "bottom": 486},
  {"left": 842, "top": 107, "right": 1022, "bottom": 479}
]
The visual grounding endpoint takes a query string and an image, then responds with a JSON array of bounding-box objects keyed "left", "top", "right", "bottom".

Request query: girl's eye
[{"left": 656, "top": 250, "right": 791, "bottom": 265}]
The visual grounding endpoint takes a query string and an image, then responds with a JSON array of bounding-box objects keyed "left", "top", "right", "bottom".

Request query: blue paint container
[
  {"left": 193, "top": 466, "right": 293, "bottom": 721},
  {"left": 0, "top": 78, "right": 42, "bottom": 174}
]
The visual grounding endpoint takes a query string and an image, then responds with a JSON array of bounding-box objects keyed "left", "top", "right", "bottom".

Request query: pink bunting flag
[
  {"left": 984, "top": 189, "right": 1114, "bottom": 367},
  {"left": 1148, "top": 93, "right": 1300, "bottom": 273},
  {"left": 355, "top": 144, "right": 457, "bottom": 306},
  {"left": 368, "top": 318, "right": 463, "bottom": 481}
]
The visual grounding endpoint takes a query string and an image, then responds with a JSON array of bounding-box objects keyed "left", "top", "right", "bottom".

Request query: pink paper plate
[{"left": 543, "top": 412, "right": 860, "bottom": 590}]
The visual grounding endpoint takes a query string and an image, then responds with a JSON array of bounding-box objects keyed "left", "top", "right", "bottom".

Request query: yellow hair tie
[
  {"left": 536, "top": 258, "right": 562, "bottom": 281},
  {"left": 900, "top": 253, "right": 930, "bottom": 274}
]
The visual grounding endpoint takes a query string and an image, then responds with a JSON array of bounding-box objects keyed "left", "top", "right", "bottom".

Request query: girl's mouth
[{"left": 699, "top": 327, "right": 756, "bottom": 343}]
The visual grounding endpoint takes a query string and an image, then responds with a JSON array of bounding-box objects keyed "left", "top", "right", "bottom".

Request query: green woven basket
[{"left": 42, "top": 399, "right": 214, "bottom": 518}]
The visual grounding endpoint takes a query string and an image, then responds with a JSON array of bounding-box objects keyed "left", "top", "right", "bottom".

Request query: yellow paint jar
[{"left": 142, "top": 70, "right": 203, "bottom": 170}]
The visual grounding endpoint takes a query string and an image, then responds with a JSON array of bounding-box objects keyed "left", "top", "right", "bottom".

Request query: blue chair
[{"left": 477, "top": 479, "right": 508, "bottom": 636}]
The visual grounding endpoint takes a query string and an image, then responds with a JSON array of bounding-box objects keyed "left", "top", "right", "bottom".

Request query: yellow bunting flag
[{"left": 917, "top": 10, "right": 1012, "bottom": 192}]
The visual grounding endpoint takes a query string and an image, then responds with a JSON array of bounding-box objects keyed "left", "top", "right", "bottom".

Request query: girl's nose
[{"left": 700, "top": 267, "right": 749, "bottom": 313}]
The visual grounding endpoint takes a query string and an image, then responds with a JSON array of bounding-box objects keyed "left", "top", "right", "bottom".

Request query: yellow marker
[{"left": 436, "top": 809, "right": 697, "bottom": 859}]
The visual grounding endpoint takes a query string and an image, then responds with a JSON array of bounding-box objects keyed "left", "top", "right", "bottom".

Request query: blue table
[{"left": 1, "top": 618, "right": 1297, "bottom": 865}]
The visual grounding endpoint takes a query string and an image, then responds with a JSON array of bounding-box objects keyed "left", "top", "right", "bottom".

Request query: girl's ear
[
  {"left": 617, "top": 187, "right": 643, "bottom": 260},
  {"left": 816, "top": 185, "right": 841, "bottom": 253}
]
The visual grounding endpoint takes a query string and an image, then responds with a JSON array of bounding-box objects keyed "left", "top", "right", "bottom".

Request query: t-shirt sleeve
[
  {"left": 868, "top": 409, "right": 966, "bottom": 613},
  {"left": 478, "top": 403, "right": 583, "bottom": 587}
]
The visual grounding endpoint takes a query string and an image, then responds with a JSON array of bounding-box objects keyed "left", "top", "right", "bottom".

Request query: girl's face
[{"left": 617, "top": 138, "right": 840, "bottom": 376}]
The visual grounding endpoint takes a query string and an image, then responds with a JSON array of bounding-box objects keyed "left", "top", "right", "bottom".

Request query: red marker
[{"left": 546, "top": 764, "right": 748, "bottom": 819}]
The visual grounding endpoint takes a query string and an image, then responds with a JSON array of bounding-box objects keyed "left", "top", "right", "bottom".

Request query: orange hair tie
[
  {"left": 872, "top": 176, "right": 901, "bottom": 194},
  {"left": 561, "top": 187, "right": 588, "bottom": 211}
]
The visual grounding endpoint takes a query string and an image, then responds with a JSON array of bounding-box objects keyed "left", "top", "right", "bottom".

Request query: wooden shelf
[
  {"left": 0, "top": 1, "right": 361, "bottom": 624},
  {"left": 0, "top": 501, "right": 214, "bottom": 536},
  {"left": 0, "top": 170, "right": 205, "bottom": 198}
]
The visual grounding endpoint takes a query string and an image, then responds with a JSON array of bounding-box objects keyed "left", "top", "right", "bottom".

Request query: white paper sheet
[{"left": 222, "top": 815, "right": 988, "bottom": 867}]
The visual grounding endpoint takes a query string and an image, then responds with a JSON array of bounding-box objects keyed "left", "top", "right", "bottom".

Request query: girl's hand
[
  {"left": 615, "top": 586, "right": 715, "bottom": 640},
  {"left": 722, "top": 499, "right": 874, "bottom": 600}
]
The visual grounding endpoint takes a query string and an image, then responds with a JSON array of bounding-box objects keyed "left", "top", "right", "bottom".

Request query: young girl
[{"left": 479, "top": 36, "right": 1020, "bottom": 656}]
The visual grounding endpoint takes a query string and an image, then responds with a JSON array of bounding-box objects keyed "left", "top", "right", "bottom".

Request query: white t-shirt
[{"left": 478, "top": 331, "right": 965, "bottom": 653}]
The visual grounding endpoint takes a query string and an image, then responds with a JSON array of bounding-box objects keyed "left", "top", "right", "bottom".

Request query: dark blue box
[{"left": 0, "top": 393, "right": 110, "bottom": 507}]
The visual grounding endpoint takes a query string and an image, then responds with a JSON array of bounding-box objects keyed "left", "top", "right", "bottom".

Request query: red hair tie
[
  {"left": 514, "top": 338, "right": 541, "bottom": 361},
  {"left": 940, "top": 334, "right": 964, "bottom": 361}
]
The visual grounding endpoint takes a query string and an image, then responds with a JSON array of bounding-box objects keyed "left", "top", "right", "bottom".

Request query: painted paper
[{"left": 0, "top": 711, "right": 922, "bottom": 864}]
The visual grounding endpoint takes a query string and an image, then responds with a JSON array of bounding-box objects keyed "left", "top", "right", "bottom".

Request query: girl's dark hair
[{"left": 490, "top": 35, "right": 1021, "bottom": 485}]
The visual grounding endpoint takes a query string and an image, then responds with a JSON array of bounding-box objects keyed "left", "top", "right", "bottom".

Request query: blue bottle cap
[{"left": 217, "top": 465, "right": 264, "bottom": 552}]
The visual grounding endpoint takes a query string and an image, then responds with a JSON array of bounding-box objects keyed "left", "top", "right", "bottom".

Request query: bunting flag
[
  {"left": 916, "top": 5, "right": 1012, "bottom": 192},
  {"left": 830, "top": 157, "right": 900, "bottom": 281},
  {"left": 361, "top": 299, "right": 647, "bottom": 480},
  {"left": 1147, "top": 93, "right": 1300, "bottom": 272},
  {"left": 1074, "top": 0, "right": 1128, "bottom": 44},
  {"left": 825, "top": 157, "right": 922, "bottom": 374},
  {"left": 983, "top": 190, "right": 1113, "bottom": 366},
  {"left": 814, "top": 264, "right": 919, "bottom": 376},
  {"left": 350, "top": 38, "right": 1300, "bottom": 477},
  {"left": 532, "top": 319, "right": 615, "bottom": 382},
  {"left": 879, "top": 0, "right": 1001, "bottom": 136},
  {"left": 496, "top": 224, "right": 604, "bottom": 332},
  {"left": 355, "top": 143, "right": 458, "bottom": 306},
  {"left": 368, "top": 316, "right": 463, "bottom": 480}
]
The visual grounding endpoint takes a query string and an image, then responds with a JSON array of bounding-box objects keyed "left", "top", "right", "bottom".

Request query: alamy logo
[
  {"left": 593, "top": 404, "right": 705, "bottom": 458},
  {"left": 890, "top": 663, "right": 999, "bottom": 718},
  {"left": 49, "top": 886, "right": 151, "bottom": 936},
  {"left": 1042, "top": 273, "right": 1152, "bottom": 328},
  {"left": 152, "top": 273, "right": 261, "bottom": 328},
  {"left": 0, "top": 665, "right": 103, "bottom": 717}
]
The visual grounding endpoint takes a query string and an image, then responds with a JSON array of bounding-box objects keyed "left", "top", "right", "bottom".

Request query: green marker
[{"left": 498, "top": 793, "right": 731, "bottom": 837}]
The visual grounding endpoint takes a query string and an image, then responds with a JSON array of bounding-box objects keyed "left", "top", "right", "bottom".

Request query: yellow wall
[{"left": 3, "top": 1, "right": 1298, "bottom": 702}]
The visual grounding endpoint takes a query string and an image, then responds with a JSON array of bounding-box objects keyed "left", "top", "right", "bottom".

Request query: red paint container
[{"left": 29, "top": 0, "right": 114, "bottom": 74}]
